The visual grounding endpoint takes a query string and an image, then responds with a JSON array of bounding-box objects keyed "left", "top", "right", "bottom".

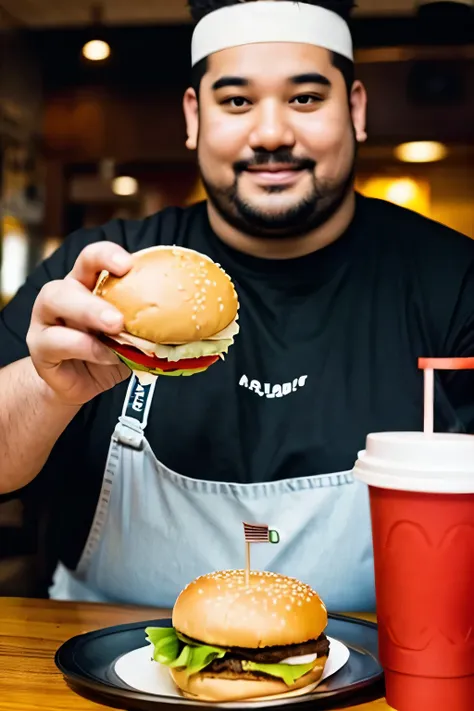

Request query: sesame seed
[
  {"left": 200, "top": 305, "right": 205, "bottom": 311},
  {"left": 219, "top": 304, "right": 225, "bottom": 311},
  {"left": 198, "top": 589, "right": 203, "bottom": 594},
  {"left": 217, "top": 296, "right": 222, "bottom": 302},
  {"left": 193, "top": 306, "right": 198, "bottom": 312},
  {"left": 200, "top": 261, "right": 205, "bottom": 267},
  {"left": 192, "top": 315, "right": 197, "bottom": 320},
  {"left": 213, "top": 281, "right": 217, "bottom": 287},
  {"left": 201, "top": 288, "right": 206, "bottom": 293},
  {"left": 196, "top": 325, "right": 201, "bottom": 330},
  {"left": 194, "top": 292, "right": 200, "bottom": 299},
  {"left": 194, "top": 279, "right": 201, "bottom": 285},
  {"left": 205, "top": 279, "right": 211, "bottom": 285}
]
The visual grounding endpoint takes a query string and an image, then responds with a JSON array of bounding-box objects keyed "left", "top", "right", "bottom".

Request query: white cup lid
[{"left": 353, "top": 431, "right": 474, "bottom": 493}]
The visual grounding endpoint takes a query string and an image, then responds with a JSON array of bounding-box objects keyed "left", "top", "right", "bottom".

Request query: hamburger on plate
[
  {"left": 94, "top": 245, "right": 239, "bottom": 377},
  {"left": 145, "top": 569, "right": 330, "bottom": 702}
]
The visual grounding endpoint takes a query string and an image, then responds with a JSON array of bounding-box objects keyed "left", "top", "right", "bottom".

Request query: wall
[
  {"left": 0, "top": 27, "right": 45, "bottom": 597},
  {"left": 430, "top": 164, "right": 474, "bottom": 238},
  {"left": 0, "top": 30, "right": 43, "bottom": 137},
  {"left": 41, "top": 55, "right": 474, "bottom": 162},
  {"left": 357, "top": 158, "right": 474, "bottom": 239}
]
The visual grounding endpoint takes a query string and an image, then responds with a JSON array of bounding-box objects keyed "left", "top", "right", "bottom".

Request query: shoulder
[
  {"left": 360, "top": 195, "right": 474, "bottom": 349},
  {"left": 360, "top": 194, "right": 474, "bottom": 265},
  {"left": 61, "top": 202, "right": 206, "bottom": 266}
]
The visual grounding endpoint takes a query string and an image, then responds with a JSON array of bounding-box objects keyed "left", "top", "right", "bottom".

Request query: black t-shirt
[{"left": 2, "top": 193, "right": 474, "bottom": 576}]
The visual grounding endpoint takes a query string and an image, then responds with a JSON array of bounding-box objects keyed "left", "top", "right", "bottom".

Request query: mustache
[{"left": 234, "top": 149, "right": 316, "bottom": 173}]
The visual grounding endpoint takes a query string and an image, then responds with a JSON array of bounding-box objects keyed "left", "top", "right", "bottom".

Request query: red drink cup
[{"left": 354, "top": 432, "right": 474, "bottom": 711}]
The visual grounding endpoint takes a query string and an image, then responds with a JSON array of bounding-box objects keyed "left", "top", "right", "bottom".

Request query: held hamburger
[
  {"left": 145, "top": 570, "right": 330, "bottom": 702},
  {"left": 94, "top": 245, "right": 239, "bottom": 377}
]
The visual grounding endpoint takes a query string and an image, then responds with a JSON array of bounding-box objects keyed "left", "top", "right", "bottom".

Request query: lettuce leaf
[
  {"left": 145, "top": 627, "right": 226, "bottom": 678},
  {"left": 145, "top": 627, "right": 180, "bottom": 664},
  {"left": 242, "top": 660, "right": 317, "bottom": 686}
]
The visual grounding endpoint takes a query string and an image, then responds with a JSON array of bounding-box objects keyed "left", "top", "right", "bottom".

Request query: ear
[
  {"left": 183, "top": 87, "right": 199, "bottom": 150},
  {"left": 349, "top": 80, "right": 368, "bottom": 143}
]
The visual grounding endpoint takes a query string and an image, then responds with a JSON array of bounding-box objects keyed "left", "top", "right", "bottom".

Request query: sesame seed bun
[
  {"left": 171, "top": 660, "right": 327, "bottom": 702},
  {"left": 94, "top": 246, "right": 239, "bottom": 344},
  {"left": 172, "top": 569, "right": 328, "bottom": 649}
]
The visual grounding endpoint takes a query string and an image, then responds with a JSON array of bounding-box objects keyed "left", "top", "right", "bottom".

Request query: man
[{"left": 1, "top": 0, "right": 474, "bottom": 612}]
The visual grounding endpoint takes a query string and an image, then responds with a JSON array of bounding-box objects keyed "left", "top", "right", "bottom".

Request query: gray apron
[{"left": 50, "top": 374, "right": 376, "bottom": 611}]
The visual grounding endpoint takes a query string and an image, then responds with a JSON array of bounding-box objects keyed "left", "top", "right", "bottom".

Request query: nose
[{"left": 248, "top": 101, "right": 296, "bottom": 153}]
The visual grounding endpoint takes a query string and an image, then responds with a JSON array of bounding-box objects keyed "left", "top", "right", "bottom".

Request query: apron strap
[{"left": 113, "top": 373, "right": 158, "bottom": 448}]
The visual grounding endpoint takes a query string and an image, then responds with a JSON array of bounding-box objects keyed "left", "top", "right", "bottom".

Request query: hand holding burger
[
  {"left": 95, "top": 245, "right": 239, "bottom": 377},
  {"left": 145, "top": 570, "right": 330, "bottom": 702}
]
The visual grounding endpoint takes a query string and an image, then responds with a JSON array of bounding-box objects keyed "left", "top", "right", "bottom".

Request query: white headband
[{"left": 191, "top": 2, "right": 353, "bottom": 67}]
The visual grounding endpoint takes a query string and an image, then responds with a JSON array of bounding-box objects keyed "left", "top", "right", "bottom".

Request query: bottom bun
[{"left": 170, "top": 658, "right": 327, "bottom": 702}]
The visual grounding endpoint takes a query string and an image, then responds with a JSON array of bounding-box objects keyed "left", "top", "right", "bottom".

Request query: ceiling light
[
  {"left": 112, "top": 176, "right": 138, "bottom": 196},
  {"left": 394, "top": 141, "right": 448, "bottom": 163},
  {"left": 82, "top": 39, "right": 111, "bottom": 61}
]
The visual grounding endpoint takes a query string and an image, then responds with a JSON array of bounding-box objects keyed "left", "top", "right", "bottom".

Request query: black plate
[{"left": 55, "top": 614, "right": 384, "bottom": 711}]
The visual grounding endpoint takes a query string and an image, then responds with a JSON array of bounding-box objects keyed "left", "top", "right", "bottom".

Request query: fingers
[
  {"left": 32, "top": 279, "right": 125, "bottom": 333},
  {"left": 28, "top": 325, "right": 123, "bottom": 367},
  {"left": 67, "top": 242, "right": 133, "bottom": 290}
]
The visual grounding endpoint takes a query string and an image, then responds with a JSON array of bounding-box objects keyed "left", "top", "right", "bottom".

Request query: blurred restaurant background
[
  {"left": 0, "top": 0, "right": 474, "bottom": 309},
  {"left": 0, "top": 0, "right": 473, "bottom": 596}
]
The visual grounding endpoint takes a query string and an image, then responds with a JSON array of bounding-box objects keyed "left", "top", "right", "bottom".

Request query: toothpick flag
[{"left": 242, "top": 522, "right": 280, "bottom": 585}]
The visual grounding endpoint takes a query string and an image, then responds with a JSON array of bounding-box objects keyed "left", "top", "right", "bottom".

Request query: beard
[{"left": 199, "top": 140, "right": 357, "bottom": 240}]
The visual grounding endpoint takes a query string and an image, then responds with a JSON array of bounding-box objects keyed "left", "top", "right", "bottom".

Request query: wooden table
[{"left": 0, "top": 597, "right": 392, "bottom": 711}]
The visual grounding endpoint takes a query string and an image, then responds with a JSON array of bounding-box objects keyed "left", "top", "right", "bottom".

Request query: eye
[
  {"left": 291, "top": 94, "right": 323, "bottom": 106},
  {"left": 221, "top": 96, "right": 252, "bottom": 110}
]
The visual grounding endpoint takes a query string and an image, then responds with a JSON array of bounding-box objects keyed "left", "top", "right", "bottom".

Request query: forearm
[{"left": 0, "top": 358, "right": 80, "bottom": 494}]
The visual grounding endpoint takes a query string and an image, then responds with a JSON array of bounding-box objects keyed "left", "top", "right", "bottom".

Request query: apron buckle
[{"left": 113, "top": 416, "right": 145, "bottom": 449}]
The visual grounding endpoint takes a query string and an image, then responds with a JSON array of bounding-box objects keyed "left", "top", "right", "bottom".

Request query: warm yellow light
[
  {"left": 82, "top": 39, "right": 111, "bottom": 61},
  {"left": 386, "top": 179, "right": 419, "bottom": 206},
  {"left": 1, "top": 223, "right": 29, "bottom": 301},
  {"left": 112, "top": 176, "right": 138, "bottom": 196},
  {"left": 356, "top": 176, "right": 430, "bottom": 216},
  {"left": 395, "top": 141, "right": 447, "bottom": 163}
]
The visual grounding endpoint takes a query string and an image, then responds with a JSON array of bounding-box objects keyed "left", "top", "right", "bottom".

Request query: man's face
[{"left": 184, "top": 42, "right": 367, "bottom": 239}]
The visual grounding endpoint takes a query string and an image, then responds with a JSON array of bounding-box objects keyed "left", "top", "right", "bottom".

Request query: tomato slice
[{"left": 104, "top": 338, "right": 219, "bottom": 371}]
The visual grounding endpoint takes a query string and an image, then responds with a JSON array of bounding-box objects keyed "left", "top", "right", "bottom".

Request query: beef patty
[{"left": 206, "top": 633, "right": 330, "bottom": 675}]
